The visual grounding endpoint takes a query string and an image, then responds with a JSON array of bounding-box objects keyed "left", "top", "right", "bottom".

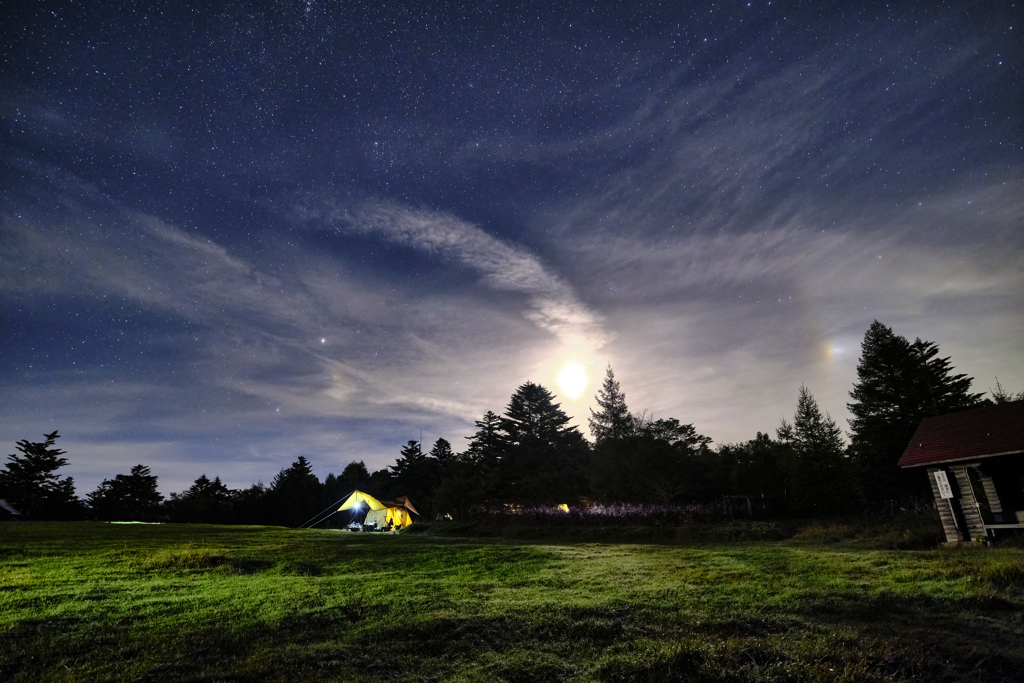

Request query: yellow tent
[
  {"left": 365, "top": 506, "right": 413, "bottom": 528},
  {"left": 338, "top": 490, "right": 385, "bottom": 512}
]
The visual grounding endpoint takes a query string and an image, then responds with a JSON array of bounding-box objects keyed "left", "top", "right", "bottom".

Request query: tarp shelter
[
  {"left": 337, "top": 490, "right": 385, "bottom": 512},
  {"left": 365, "top": 506, "right": 414, "bottom": 528},
  {"left": 384, "top": 495, "right": 419, "bottom": 516}
]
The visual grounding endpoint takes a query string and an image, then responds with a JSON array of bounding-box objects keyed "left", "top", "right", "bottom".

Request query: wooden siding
[
  {"left": 951, "top": 465, "right": 987, "bottom": 541},
  {"left": 978, "top": 471, "right": 1003, "bottom": 515},
  {"left": 927, "top": 467, "right": 963, "bottom": 543}
]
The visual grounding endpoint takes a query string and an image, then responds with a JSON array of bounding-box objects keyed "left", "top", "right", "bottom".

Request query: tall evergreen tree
[
  {"left": 267, "top": 456, "right": 322, "bottom": 527},
  {"left": 429, "top": 438, "right": 456, "bottom": 468},
  {"left": 778, "top": 385, "right": 859, "bottom": 515},
  {"left": 447, "top": 411, "right": 505, "bottom": 509},
  {"left": 0, "top": 431, "right": 81, "bottom": 519},
  {"left": 588, "top": 366, "right": 634, "bottom": 443},
  {"left": 87, "top": 464, "right": 163, "bottom": 521},
  {"left": 391, "top": 440, "right": 439, "bottom": 513},
  {"left": 496, "top": 382, "right": 588, "bottom": 504},
  {"left": 391, "top": 440, "right": 425, "bottom": 480},
  {"left": 339, "top": 460, "right": 370, "bottom": 486},
  {"left": 465, "top": 411, "right": 504, "bottom": 466},
  {"left": 848, "top": 321, "right": 984, "bottom": 499},
  {"left": 165, "top": 474, "right": 234, "bottom": 523},
  {"left": 501, "top": 382, "right": 578, "bottom": 448}
]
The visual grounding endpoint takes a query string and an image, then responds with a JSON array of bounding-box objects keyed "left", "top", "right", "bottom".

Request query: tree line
[{"left": 2, "top": 320, "right": 1019, "bottom": 524}]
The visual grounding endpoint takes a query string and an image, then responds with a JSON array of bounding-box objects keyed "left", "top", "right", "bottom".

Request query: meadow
[{"left": 1, "top": 519, "right": 1022, "bottom": 682}]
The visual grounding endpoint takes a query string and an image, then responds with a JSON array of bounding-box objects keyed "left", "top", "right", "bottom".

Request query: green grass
[{"left": 1, "top": 520, "right": 1022, "bottom": 681}]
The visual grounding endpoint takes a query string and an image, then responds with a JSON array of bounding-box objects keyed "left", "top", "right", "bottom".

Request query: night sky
[{"left": 2, "top": 1, "right": 1021, "bottom": 496}]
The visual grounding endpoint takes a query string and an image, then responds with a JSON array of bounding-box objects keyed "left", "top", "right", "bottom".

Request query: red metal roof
[{"left": 898, "top": 400, "right": 1024, "bottom": 468}]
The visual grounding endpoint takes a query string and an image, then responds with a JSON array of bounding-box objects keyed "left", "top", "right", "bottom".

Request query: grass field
[{"left": 1, "top": 520, "right": 1022, "bottom": 682}]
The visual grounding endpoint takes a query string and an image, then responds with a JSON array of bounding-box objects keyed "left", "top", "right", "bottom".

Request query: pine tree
[
  {"left": 268, "top": 456, "right": 322, "bottom": 527},
  {"left": 391, "top": 440, "right": 439, "bottom": 512},
  {"left": 496, "top": 382, "right": 587, "bottom": 504},
  {"left": 340, "top": 461, "right": 370, "bottom": 485},
  {"left": 848, "top": 321, "right": 984, "bottom": 499},
  {"left": 429, "top": 438, "right": 455, "bottom": 468},
  {"left": 166, "top": 474, "right": 233, "bottom": 523},
  {"left": 989, "top": 379, "right": 1024, "bottom": 404},
  {"left": 465, "top": 411, "right": 504, "bottom": 466},
  {"left": 0, "top": 431, "right": 81, "bottom": 519},
  {"left": 87, "top": 464, "right": 163, "bottom": 521},
  {"left": 778, "top": 385, "right": 859, "bottom": 515},
  {"left": 501, "top": 382, "right": 578, "bottom": 448},
  {"left": 588, "top": 366, "right": 634, "bottom": 443},
  {"left": 391, "top": 441, "right": 425, "bottom": 480}
]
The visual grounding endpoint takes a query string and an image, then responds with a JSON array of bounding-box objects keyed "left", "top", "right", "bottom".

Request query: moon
[{"left": 556, "top": 363, "right": 588, "bottom": 400}]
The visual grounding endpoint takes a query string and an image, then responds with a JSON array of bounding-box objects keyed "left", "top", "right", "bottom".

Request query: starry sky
[{"left": 2, "top": 1, "right": 1022, "bottom": 496}]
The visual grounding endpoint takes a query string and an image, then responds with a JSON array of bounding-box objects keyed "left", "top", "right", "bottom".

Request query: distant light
[{"left": 321, "top": 338, "right": 326, "bottom": 344}]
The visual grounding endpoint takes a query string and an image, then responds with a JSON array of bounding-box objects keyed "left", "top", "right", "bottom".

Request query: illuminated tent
[
  {"left": 337, "top": 490, "right": 385, "bottom": 512},
  {"left": 365, "top": 506, "right": 414, "bottom": 528}
]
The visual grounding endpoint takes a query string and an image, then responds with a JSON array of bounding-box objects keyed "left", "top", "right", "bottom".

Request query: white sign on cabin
[{"left": 934, "top": 470, "right": 954, "bottom": 499}]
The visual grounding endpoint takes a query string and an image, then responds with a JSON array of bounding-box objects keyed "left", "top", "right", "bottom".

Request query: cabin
[{"left": 898, "top": 400, "right": 1024, "bottom": 543}]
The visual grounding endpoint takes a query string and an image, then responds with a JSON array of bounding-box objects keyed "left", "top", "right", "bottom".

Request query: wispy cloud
[{"left": 296, "top": 199, "right": 610, "bottom": 354}]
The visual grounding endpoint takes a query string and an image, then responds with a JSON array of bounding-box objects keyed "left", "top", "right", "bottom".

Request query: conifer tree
[
  {"left": 391, "top": 440, "right": 439, "bottom": 513},
  {"left": 501, "top": 382, "right": 578, "bottom": 448},
  {"left": 340, "top": 461, "right": 370, "bottom": 486},
  {"left": 391, "top": 440, "right": 425, "bottom": 480},
  {"left": 465, "top": 411, "right": 504, "bottom": 466},
  {"left": 166, "top": 474, "right": 233, "bottom": 523},
  {"left": 429, "top": 438, "right": 455, "bottom": 467},
  {"left": 848, "top": 321, "right": 983, "bottom": 499},
  {"left": 778, "top": 385, "right": 859, "bottom": 515},
  {"left": 0, "top": 431, "right": 81, "bottom": 519},
  {"left": 588, "top": 366, "right": 634, "bottom": 443},
  {"left": 496, "top": 382, "right": 587, "bottom": 503},
  {"left": 87, "top": 464, "right": 163, "bottom": 521},
  {"left": 267, "top": 456, "right": 322, "bottom": 527}
]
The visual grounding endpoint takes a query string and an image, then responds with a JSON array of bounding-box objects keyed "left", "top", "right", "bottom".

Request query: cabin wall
[
  {"left": 950, "top": 465, "right": 987, "bottom": 541},
  {"left": 927, "top": 467, "right": 964, "bottom": 543}
]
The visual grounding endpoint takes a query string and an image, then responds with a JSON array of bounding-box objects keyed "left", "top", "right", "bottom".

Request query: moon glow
[{"left": 556, "top": 363, "right": 588, "bottom": 400}]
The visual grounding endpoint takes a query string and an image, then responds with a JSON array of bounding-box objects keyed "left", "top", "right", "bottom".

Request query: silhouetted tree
[
  {"left": 589, "top": 366, "right": 634, "bottom": 443},
  {"left": 0, "top": 431, "right": 81, "bottom": 519},
  {"left": 87, "top": 464, "right": 163, "bottom": 521},
  {"left": 232, "top": 482, "right": 271, "bottom": 525},
  {"left": 779, "top": 385, "right": 860, "bottom": 515},
  {"left": 988, "top": 378, "right": 1024, "bottom": 404},
  {"left": 465, "top": 411, "right": 504, "bottom": 467},
  {"left": 267, "top": 456, "right": 322, "bottom": 527},
  {"left": 717, "top": 432, "right": 790, "bottom": 514},
  {"left": 429, "top": 438, "right": 456, "bottom": 469},
  {"left": 848, "top": 321, "right": 984, "bottom": 500},
  {"left": 391, "top": 440, "right": 439, "bottom": 515},
  {"left": 590, "top": 412, "right": 713, "bottom": 504},
  {"left": 495, "top": 381, "right": 589, "bottom": 504},
  {"left": 165, "top": 474, "right": 234, "bottom": 523},
  {"left": 340, "top": 460, "right": 370, "bottom": 486}
]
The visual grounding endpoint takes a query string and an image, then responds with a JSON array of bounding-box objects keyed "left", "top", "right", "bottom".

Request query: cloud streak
[{"left": 297, "top": 199, "right": 610, "bottom": 354}]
